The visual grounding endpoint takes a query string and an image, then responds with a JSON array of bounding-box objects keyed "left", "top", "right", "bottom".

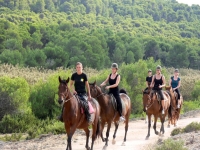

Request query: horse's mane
[{"left": 119, "top": 88, "right": 127, "bottom": 94}]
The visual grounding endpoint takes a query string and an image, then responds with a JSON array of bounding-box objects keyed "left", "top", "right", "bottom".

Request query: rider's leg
[
  {"left": 175, "top": 89, "right": 181, "bottom": 108},
  {"left": 114, "top": 94, "right": 125, "bottom": 121},
  {"left": 159, "top": 90, "right": 165, "bottom": 114},
  {"left": 81, "top": 94, "right": 92, "bottom": 123}
]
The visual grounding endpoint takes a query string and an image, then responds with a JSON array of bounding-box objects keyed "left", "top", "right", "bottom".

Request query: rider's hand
[
  {"left": 105, "top": 86, "right": 110, "bottom": 90},
  {"left": 173, "top": 88, "right": 176, "bottom": 91},
  {"left": 88, "top": 95, "right": 92, "bottom": 100},
  {"left": 100, "top": 83, "right": 104, "bottom": 87},
  {"left": 73, "top": 90, "right": 77, "bottom": 95},
  {"left": 159, "top": 85, "right": 162, "bottom": 88}
]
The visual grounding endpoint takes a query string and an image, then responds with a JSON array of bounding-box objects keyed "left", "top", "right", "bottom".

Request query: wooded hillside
[{"left": 0, "top": 0, "right": 200, "bottom": 69}]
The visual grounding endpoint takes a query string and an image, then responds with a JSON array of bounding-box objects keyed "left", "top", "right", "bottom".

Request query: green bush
[
  {"left": 171, "top": 128, "right": 182, "bottom": 136},
  {"left": 29, "top": 70, "right": 71, "bottom": 119},
  {"left": 155, "top": 139, "right": 187, "bottom": 150},
  {"left": 183, "top": 101, "right": 200, "bottom": 112},
  {"left": 0, "top": 76, "right": 31, "bottom": 119},
  {"left": 183, "top": 122, "right": 200, "bottom": 133}
]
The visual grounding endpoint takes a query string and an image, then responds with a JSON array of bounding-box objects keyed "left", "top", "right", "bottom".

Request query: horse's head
[
  {"left": 165, "top": 86, "right": 172, "bottom": 92},
  {"left": 58, "top": 76, "right": 70, "bottom": 105},
  {"left": 142, "top": 88, "right": 152, "bottom": 111},
  {"left": 89, "top": 81, "right": 102, "bottom": 98}
]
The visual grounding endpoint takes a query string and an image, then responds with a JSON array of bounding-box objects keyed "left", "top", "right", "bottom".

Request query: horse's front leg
[
  {"left": 84, "top": 128, "right": 90, "bottom": 150},
  {"left": 65, "top": 124, "right": 76, "bottom": 150},
  {"left": 146, "top": 114, "right": 152, "bottom": 140},
  {"left": 153, "top": 115, "right": 159, "bottom": 135},
  {"left": 100, "top": 121, "right": 106, "bottom": 142},
  {"left": 105, "top": 121, "right": 112, "bottom": 146},
  {"left": 112, "top": 121, "right": 119, "bottom": 144},
  {"left": 160, "top": 116, "right": 166, "bottom": 135}
]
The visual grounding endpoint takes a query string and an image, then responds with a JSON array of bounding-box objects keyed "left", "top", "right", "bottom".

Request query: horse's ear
[
  {"left": 94, "top": 80, "right": 96, "bottom": 85},
  {"left": 59, "top": 76, "right": 62, "bottom": 83},
  {"left": 66, "top": 77, "right": 70, "bottom": 84}
]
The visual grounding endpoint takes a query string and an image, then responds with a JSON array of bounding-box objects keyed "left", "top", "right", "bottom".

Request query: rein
[{"left": 146, "top": 95, "right": 156, "bottom": 110}]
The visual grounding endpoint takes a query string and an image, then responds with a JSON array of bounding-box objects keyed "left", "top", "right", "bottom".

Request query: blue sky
[{"left": 176, "top": 0, "right": 200, "bottom": 6}]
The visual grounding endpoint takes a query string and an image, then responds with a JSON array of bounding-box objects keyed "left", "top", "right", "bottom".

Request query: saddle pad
[{"left": 80, "top": 101, "right": 94, "bottom": 114}]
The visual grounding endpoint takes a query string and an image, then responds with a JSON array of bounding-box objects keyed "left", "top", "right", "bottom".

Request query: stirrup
[{"left": 119, "top": 116, "right": 125, "bottom": 122}]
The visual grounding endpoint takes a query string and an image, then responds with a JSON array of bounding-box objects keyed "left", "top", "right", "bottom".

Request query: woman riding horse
[
  {"left": 169, "top": 69, "right": 181, "bottom": 108},
  {"left": 100, "top": 63, "right": 125, "bottom": 122},
  {"left": 150, "top": 65, "right": 166, "bottom": 114}
]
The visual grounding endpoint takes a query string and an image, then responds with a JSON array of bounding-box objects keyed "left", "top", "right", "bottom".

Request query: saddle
[
  {"left": 151, "top": 90, "right": 162, "bottom": 102},
  {"left": 75, "top": 94, "right": 94, "bottom": 114},
  {"left": 109, "top": 94, "right": 125, "bottom": 112}
]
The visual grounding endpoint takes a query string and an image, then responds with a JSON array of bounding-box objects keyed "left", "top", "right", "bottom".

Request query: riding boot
[{"left": 58, "top": 107, "right": 64, "bottom": 122}]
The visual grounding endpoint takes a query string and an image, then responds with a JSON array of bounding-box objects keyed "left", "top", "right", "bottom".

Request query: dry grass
[{"left": 167, "top": 68, "right": 200, "bottom": 100}]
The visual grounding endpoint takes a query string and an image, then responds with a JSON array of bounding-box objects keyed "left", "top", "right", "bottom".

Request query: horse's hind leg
[
  {"left": 84, "top": 128, "right": 90, "bottom": 150},
  {"left": 153, "top": 115, "right": 159, "bottom": 135},
  {"left": 112, "top": 122, "right": 119, "bottom": 144}
]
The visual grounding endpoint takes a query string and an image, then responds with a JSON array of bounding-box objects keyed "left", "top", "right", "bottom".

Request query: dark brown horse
[
  {"left": 165, "top": 86, "right": 183, "bottom": 127},
  {"left": 142, "top": 87, "right": 171, "bottom": 139},
  {"left": 58, "top": 76, "right": 100, "bottom": 150},
  {"left": 89, "top": 81, "right": 131, "bottom": 147}
]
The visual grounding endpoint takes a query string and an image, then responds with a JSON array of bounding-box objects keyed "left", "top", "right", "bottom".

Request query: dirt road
[{"left": 1, "top": 111, "right": 200, "bottom": 150}]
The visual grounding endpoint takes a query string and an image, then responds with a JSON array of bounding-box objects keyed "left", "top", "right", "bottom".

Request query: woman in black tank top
[
  {"left": 150, "top": 65, "right": 166, "bottom": 114},
  {"left": 100, "top": 63, "right": 125, "bottom": 122}
]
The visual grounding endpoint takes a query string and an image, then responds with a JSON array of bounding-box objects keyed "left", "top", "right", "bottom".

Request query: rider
[
  {"left": 100, "top": 63, "right": 125, "bottom": 122},
  {"left": 169, "top": 69, "right": 181, "bottom": 108},
  {"left": 59, "top": 62, "right": 92, "bottom": 123},
  {"left": 150, "top": 65, "right": 166, "bottom": 114},
  {"left": 145, "top": 69, "right": 152, "bottom": 91}
]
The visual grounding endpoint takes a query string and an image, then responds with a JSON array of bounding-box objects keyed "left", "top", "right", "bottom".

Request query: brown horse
[
  {"left": 58, "top": 76, "right": 100, "bottom": 150},
  {"left": 165, "top": 86, "right": 183, "bottom": 127},
  {"left": 142, "top": 87, "right": 171, "bottom": 139},
  {"left": 89, "top": 81, "right": 131, "bottom": 147}
]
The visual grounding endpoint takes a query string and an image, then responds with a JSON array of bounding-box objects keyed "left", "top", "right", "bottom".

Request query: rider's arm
[
  {"left": 175, "top": 79, "right": 181, "bottom": 90},
  {"left": 150, "top": 75, "right": 155, "bottom": 87},
  {"left": 69, "top": 80, "right": 76, "bottom": 93},
  {"left": 107, "top": 75, "right": 121, "bottom": 88},
  {"left": 85, "top": 81, "right": 91, "bottom": 98},
  {"left": 100, "top": 75, "right": 109, "bottom": 86},
  {"left": 146, "top": 81, "right": 149, "bottom": 87}
]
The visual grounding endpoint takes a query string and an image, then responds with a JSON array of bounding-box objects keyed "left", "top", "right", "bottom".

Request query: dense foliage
[{"left": 1, "top": 0, "right": 200, "bottom": 69}]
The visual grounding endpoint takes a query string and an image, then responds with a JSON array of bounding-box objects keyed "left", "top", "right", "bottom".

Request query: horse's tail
[
  {"left": 96, "top": 117, "right": 101, "bottom": 139},
  {"left": 119, "top": 88, "right": 127, "bottom": 94}
]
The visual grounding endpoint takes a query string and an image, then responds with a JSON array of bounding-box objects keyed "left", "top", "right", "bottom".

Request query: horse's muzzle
[{"left": 58, "top": 99, "right": 63, "bottom": 105}]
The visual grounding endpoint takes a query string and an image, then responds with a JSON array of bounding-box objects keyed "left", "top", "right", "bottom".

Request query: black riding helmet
[
  {"left": 174, "top": 69, "right": 179, "bottom": 73},
  {"left": 111, "top": 63, "right": 118, "bottom": 69}
]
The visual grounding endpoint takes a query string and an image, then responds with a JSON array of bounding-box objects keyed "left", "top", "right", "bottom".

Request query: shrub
[
  {"left": 29, "top": 70, "right": 71, "bottom": 119},
  {"left": 0, "top": 76, "right": 31, "bottom": 120},
  {"left": 183, "top": 122, "right": 200, "bottom": 133},
  {"left": 171, "top": 128, "right": 182, "bottom": 136},
  {"left": 155, "top": 139, "right": 187, "bottom": 150},
  {"left": 183, "top": 101, "right": 200, "bottom": 112}
]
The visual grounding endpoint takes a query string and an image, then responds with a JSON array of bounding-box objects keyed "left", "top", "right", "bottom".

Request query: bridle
[
  {"left": 91, "top": 85, "right": 106, "bottom": 99},
  {"left": 58, "top": 83, "right": 74, "bottom": 104},
  {"left": 145, "top": 93, "right": 156, "bottom": 110}
]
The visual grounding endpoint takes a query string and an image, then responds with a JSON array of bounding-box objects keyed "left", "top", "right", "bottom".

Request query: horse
[
  {"left": 165, "top": 86, "right": 183, "bottom": 127},
  {"left": 142, "top": 87, "right": 171, "bottom": 140},
  {"left": 89, "top": 81, "right": 131, "bottom": 147},
  {"left": 58, "top": 76, "right": 100, "bottom": 150}
]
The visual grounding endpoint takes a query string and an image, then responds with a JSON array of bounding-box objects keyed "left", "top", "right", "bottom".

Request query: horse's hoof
[
  {"left": 112, "top": 139, "right": 116, "bottom": 145},
  {"left": 155, "top": 131, "right": 159, "bottom": 135},
  {"left": 145, "top": 136, "right": 149, "bottom": 140},
  {"left": 158, "top": 132, "right": 161, "bottom": 136},
  {"left": 174, "top": 124, "right": 177, "bottom": 127},
  {"left": 102, "top": 145, "right": 107, "bottom": 150},
  {"left": 121, "top": 142, "right": 126, "bottom": 146},
  {"left": 167, "top": 125, "right": 170, "bottom": 128}
]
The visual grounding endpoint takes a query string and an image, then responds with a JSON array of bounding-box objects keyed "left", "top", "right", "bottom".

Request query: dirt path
[{"left": 1, "top": 111, "right": 200, "bottom": 150}]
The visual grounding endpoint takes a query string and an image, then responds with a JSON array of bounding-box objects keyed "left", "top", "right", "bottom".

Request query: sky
[{"left": 176, "top": 0, "right": 200, "bottom": 6}]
